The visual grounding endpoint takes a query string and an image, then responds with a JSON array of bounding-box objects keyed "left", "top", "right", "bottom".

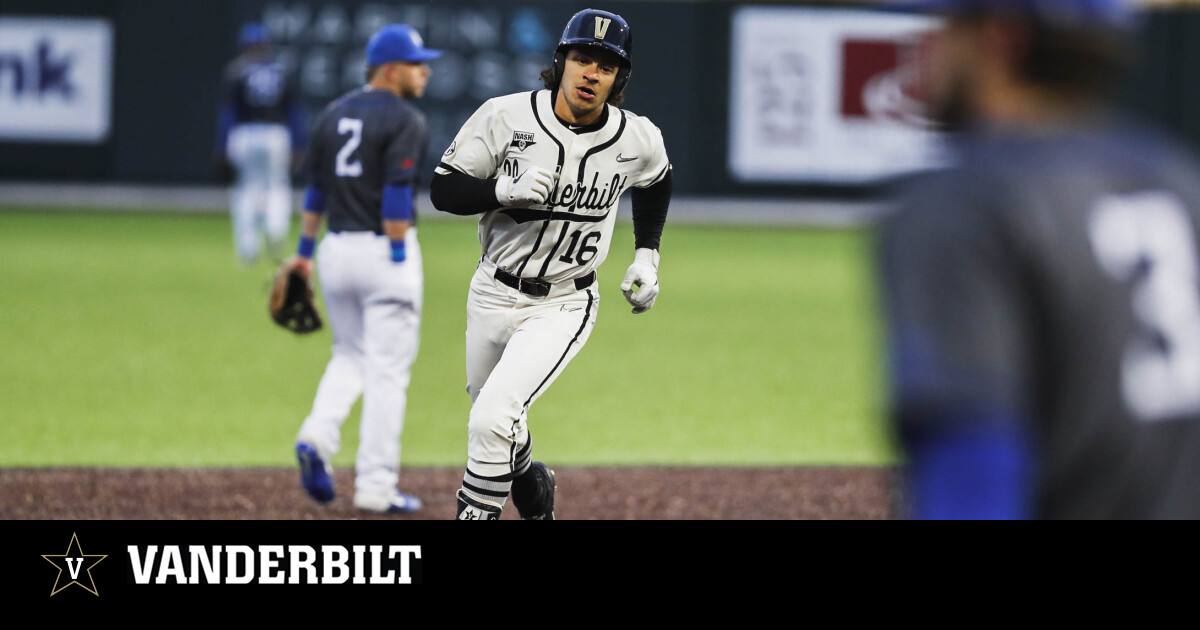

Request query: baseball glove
[{"left": 269, "top": 266, "right": 323, "bottom": 334}]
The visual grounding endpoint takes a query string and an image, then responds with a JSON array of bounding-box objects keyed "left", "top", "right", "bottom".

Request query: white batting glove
[
  {"left": 496, "top": 166, "right": 555, "bottom": 207},
  {"left": 620, "top": 248, "right": 660, "bottom": 314}
]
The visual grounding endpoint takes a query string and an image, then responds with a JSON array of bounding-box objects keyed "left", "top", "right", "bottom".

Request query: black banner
[{"left": 6, "top": 520, "right": 605, "bottom": 605}]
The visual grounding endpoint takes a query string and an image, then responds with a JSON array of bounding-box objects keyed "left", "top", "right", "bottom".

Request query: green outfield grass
[{"left": 0, "top": 207, "right": 894, "bottom": 467}]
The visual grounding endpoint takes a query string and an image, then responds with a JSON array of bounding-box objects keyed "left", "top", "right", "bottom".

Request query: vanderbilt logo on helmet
[
  {"left": 510, "top": 131, "right": 537, "bottom": 151},
  {"left": 594, "top": 16, "right": 611, "bottom": 39}
]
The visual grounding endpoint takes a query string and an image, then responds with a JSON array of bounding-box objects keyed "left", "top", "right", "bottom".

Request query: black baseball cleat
[
  {"left": 455, "top": 489, "right": 501, "bottom": 520},
  {"left": 512, "top": 462, "right": 556, "bottom": 520}
]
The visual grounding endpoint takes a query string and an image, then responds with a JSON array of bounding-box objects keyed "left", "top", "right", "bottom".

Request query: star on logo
[{"left": 42, "top": 533, "right": 107, "bottom": 596}]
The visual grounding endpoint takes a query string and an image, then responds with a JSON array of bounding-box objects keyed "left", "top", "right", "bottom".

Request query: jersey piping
[{"left": 517, "top": 91, "right": 568, "bottom": 276}]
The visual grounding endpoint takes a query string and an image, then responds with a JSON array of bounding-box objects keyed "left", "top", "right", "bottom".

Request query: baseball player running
[
  {"left": 216, "top": 22, "right": 307, "bottom": 265},
  {"left": 289, "top": 24, "right": 440, "bottom": 514},
  {"left": 430, "top": 8, "right": 672, "bottom": 520},
  {"left": 879, "top": 0, "right": 1200, "bottom": 519}
]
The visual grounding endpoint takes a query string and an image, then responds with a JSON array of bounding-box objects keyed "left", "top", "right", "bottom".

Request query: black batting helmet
[{"left": 551, "top": 8, "right": 633, "bottom": 97}]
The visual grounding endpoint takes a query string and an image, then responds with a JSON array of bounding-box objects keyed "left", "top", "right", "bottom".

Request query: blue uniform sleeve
[
  {"left": 878, "top": 168, "right": 1039, "bottom": 519},
  {"left": 383, "top": 185, "right": 411, "bottom": 261},
  {"left": 382, "top": 184, "right": 413, "bottom": 221},
  {"left": 902, "top": 408, "right": 1035, "bottom": 520},
  {"left": 304, "top": 186, "right": 325, "bottom": 213}
]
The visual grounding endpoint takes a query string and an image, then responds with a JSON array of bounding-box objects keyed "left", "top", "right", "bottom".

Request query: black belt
[{"left": 494, "top": 267, "right": 595, "bottom": 297}]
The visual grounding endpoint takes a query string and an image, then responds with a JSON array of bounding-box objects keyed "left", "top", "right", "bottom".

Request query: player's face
[
  {"left": 395, "top": 62, "right": 432, "bottom": 99},
  {"left": 556, "top": 47, "right": 620, "bottom": 123}
]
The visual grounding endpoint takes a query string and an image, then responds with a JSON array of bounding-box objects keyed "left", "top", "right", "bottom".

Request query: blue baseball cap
[
  {"left": 366, "top": 24, "right": 442, "bottom": 66},
  {"left": 239, "top": 22, "right": 270, "bottom": 47},
  {"left": 889, "top": 0, "right": 1136, "bottom": 32}
]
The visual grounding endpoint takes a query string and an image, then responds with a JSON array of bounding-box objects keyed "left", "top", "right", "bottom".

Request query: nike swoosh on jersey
[{"left": 615, "top": 154, "right": 637, "bottom": 163}]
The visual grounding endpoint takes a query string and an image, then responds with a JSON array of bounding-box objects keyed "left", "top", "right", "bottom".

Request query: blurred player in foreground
[
  {"left": 216, "top": 22, "right": 307, "bottom": 265},
  {"left": 290, "top": 24, "right": 439, "bottom": 514},
  {"left": 878, "top": 0, "right": 1200, "bottom": 519}
]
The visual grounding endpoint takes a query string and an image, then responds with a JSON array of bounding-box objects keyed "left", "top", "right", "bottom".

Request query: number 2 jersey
[
  {"left": 878, "top": 119, "right": 1200, "bottom": 519},
  {"left": 306, "top": 87, "right": 428, "bottom": 232},
  {"left": 434, "top": 89, "right": 671, "bottom": 284}
]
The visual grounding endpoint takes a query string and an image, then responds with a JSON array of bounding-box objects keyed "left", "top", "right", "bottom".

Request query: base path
[{"left": 0, "top": 467, "right": 900, "bottom": 520}]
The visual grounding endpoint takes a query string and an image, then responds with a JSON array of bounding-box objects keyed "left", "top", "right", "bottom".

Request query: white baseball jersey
[{"left": 435, "top": 89, "right": 670, "bottom": 284}]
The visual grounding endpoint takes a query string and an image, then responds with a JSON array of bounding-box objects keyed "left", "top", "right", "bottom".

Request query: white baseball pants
[
  {"left": 463, "top": 257, "right": 599, "bottom": 481},
  {"left": 226, "top": 123, "right": 292, "bottom": 264},
  {"left": 296, "top": 229, "right": 423, "bottom": 502}
]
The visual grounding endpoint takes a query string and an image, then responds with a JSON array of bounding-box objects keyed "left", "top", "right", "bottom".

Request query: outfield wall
[
  {"left": 0, "top": 1, "right": 1197, "bottom": 199},
  {"left": 0, "top": 181, "right": 889, "bottom": 227}
]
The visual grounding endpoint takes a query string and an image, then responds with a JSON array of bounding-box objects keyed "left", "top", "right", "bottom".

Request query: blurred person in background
[
  {"left": 215, "top": 22, "right": 307, "bottom": 265},
  {"left": 877, "top": 0, "right": 1200, "bottom": 519},
  {"left": 289, "top": 24, "right": 439, "bottom": 515}
]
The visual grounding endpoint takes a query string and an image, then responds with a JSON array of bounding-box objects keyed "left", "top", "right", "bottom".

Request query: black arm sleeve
[
  {"left": 430, "top": 166, "right": 501, "bottom": 216},
  {"left": 631, "top": 168, "right": 672, "bottom": 250}
]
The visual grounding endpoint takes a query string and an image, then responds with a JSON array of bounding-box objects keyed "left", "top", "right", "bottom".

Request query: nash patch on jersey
[
  {"left": 510, "top": 131, "right": 537, "bottom": 152},
  {"left": 443, "top": 141, "right": 456, "bottom": 156}
]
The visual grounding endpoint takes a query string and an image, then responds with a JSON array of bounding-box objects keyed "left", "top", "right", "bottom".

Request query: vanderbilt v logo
[
  {"left": 594, "top": 16, "right": 611, "bottom": 39},
  {"left": 42, "top": 532, "right": 107, "bottom": 596}
]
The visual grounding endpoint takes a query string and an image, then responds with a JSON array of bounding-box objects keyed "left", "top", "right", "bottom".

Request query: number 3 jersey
[
  {"left": 878, "top": 122, "right": 1200, "bottom": 519},
  {"left": 435, "top": 89, "right": 671, "bottom": 284},
  {"left": 307, "top": 87, "right": 428, "bottom": 232}
]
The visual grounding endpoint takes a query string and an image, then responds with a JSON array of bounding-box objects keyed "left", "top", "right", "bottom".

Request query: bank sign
[{"left": 0, "top": 18, "right": 113, "bottom": 143}]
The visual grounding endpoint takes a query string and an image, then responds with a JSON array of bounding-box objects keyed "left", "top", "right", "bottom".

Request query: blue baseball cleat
[{"left": 295, "top": 442, "right": 335, "bottom": 504}]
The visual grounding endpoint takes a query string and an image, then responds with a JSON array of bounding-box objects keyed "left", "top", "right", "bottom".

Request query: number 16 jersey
[{"left": 435, "top": 89, "right": 670, "bottom": 284}]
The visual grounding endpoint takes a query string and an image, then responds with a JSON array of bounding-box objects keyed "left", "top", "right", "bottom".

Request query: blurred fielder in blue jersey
[
  {"left": 216, "top": 22, "right": 307, "bottom": 265},
  {"left": 878, "top": 0, "right": 1200, "bottom": 519},
  {"left": 290, "top": 24, "right": 440, "bottom": 515}
]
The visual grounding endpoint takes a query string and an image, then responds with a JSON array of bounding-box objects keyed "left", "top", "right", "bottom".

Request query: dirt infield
[{"left": 0, "top": 467, "right": 901, "bottom": 520}]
